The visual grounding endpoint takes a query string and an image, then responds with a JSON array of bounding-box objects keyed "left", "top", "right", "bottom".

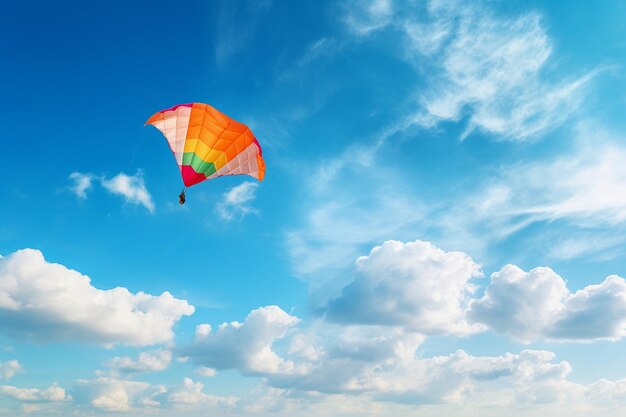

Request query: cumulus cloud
[
  {"left": 216, "top": 182, "right": 259, "bottom": 221},
  {"left": 104, "top": 349, "right": 172, "bottom": 373},
  {"left": 164, "top": 377, "right": 237, "bottom": 407},
  {"left": 62, "top": 302, "right": 626, "bottom": 413},
  {"left": 0, "top": 360, "right": 22, "bottom": 380},
  {"left": 0, "top": 249, "right": 194, "bottom": 346},
  {"left": 181, "top": 306, "right": 302, "bottom": 376},
  {"left": 273, "top": 325, "right": 426, "bottom": 394},
  {"left": 72, "top": 377, "right": 151, "bottom": 412},
  {"left": 470, "top": 264, "right": 626, "bottom": 342},
  {"left": 68, "top": 172, "right": 94, "bottom": 199},
  {"left": 324, "top": 240, "right": 483, "bottom": 335},
  {"left": 586, "top": 378, "right": 626, "bottom": 407},
  {"left": 269, "top": 335, "right": 573, "bottom": 405},
  {"left": 0, "top": 384, "right": 68, "bottom": 403},
  {"left": 101, "top": 171, "right": 155, "bottom": 212},
  {"left": 73, "top": 377, "right": 236, "bottom": 412},
  {"left": 368, "top": 349, "right": 571, "bottom": 405},
  {"left": 177, "top": 304, "right": 581, "bottom": 407}
]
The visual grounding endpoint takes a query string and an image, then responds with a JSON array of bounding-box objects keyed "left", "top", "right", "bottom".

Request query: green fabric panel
[{"left": 182, "top": 152, "right": 217, "bottom": 176}]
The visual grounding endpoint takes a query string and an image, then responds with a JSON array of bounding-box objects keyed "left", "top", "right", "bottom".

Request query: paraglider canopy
[{"left": 145, "top": 103, "right": 265, "bottom": 194}]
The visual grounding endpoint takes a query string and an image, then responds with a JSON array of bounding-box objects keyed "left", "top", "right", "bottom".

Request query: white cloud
[
  {"left": 72, "top": 377, "right": 151, "bottom": 412},
  {"left": 403, "top": 3, "right": 593, "bottom": 140},
  {"left": 101, "top": 171, "right": 155, "bottom": 213},
  {"left": 324, "top": 240, "right": 483, "bottom": 335},
  {"left": 368, "top": 349, "right": 571, "bottom": 405},
  {"left": 0, "top": 384, "right": 68, "bottom": 403},
  {"left": 275, "top": 325, "right": 427, "bottom": 394},
  {"left": 0, "top": 360, "right": 21, "bottom": 380},
  {"left": 105, "top": 349, "right": 172, "bottom": 373},
  {"left": 267, "top": 335, "right": 574, "bottom": 405},
  {"left": 216, "top": 182, "right": 259, "bottom": 221},
  {"left": 164, "top": 377, "right": 237, "bottom": 407},
  {"left": 403, "top": 126, "right": 626, "bottom": 262},
  {"left": 60, "top": 302, "right": 626, "bottom": 414},
  {"left": 470, "top": 264, "right": 626, "bottom": 342},
  {"left": 343, "top": 0, "right": 394, "bottom": 35},
  {"left": 337, "top": 0, "right": 593, "bottom": 141},
  {"left": 68, "top": 172, "right": 94, "bottom": 199},
  {"left": 172, "top": 305, "right": 583, "bottom": 408},
  {"left": 73, "top": 377, "right": 237, "bottom": 413},
  {"left": 194, "top": 367, "right": 216, "bottom": 377},
  {"left": 286, "top": 1, "right": 599, "bottom": 284},
  {"left": 0, "top": 249, "right": 194, "bottom": 346},
  {"left": 477, "top": 141, "right": 626, "bottom": 230},
  {"left": 181, "top": 306, "right": 302, "bottom": 376},
  {"left": 586, "top": 378, "right": 626, "bottom": 407},
  {"left": 21, "top": 404, "right": 39, "bottom": 414}
]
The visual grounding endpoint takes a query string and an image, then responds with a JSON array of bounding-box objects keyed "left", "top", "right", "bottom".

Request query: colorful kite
[{"left": 145, "top": 102, "right": 265, "bottom": 204}]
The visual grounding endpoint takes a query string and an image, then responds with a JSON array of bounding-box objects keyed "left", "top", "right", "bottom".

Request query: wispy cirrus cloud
[
  {"left": 404, "top": 4, "right": 594, "bottom": 140},
  {"left": 431, "top": 125, "right": 626, "bottom": 260},
  {"left": 333, "top": 0, "right": 595, "bottom": 142},
  {"left": 477, "top": 142, "right": 626, "bottom": 228},
  {"left": 343, "top": 0, "right": 394, "bottom": 35}
]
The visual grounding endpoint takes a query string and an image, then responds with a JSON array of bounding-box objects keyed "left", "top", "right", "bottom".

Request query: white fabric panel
[
  {"left": 207, "top": 142, "right": 260, "bottom": 180},
  {"left": 154, "top": 106, "right": 191, "bottom": 166}
]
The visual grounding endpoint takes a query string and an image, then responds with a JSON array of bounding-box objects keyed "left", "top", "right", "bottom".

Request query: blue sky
[{"left": 2, "top": 0, "right": 626, "bottom": 415}]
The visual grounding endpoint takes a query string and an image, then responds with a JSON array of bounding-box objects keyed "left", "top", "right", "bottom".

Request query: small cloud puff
[
  {"left": 68, "top": 171, "right": 155, "bottom": 212},
  {"left": 104, "top": 349, "right": 172, "bottom": 373},
  {"left": 68, "top": 172, "right": 94, "bottom": 200},
  {"left": 101, "top": 172, "right": 155, "bottom": 213},
  {"left": 0, "top": 360, "right": 22, "bottom": 380},
  {"left": 216, "top": 182, "right": 259, "bottom": 221}
]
